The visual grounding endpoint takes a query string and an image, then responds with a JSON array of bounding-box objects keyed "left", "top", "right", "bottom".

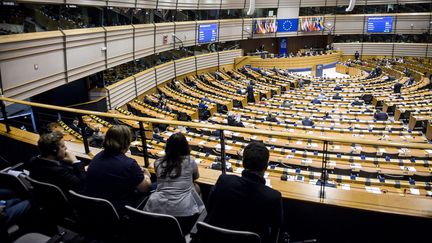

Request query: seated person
[
  {"left": 351, "top": 98, "right": 364, "bottom": 106},
  {"left": 89, "top": 127, "right": 105, "bottom": 148},
  {"left": 393, "top": 81, "right": 403, "bottom": 93},
  {"left": 70, "top": 119, "right": 82, "bottom": 134},
  {"left": 205, "top": 142, "right": 283, "bottom": 243},
  {"left": 407, "top": 76, "right": 415, "bottom": 86},
  {"left": 301, "top": 116, "right": 315, "bottom": 126},
  {"left": 85, "top": 125, "right": 152, "bottom": 215},
  {"left": 26, "top": 131, "right": 86, "bottom": 193},
  {"left": 311, "top": 97, "right": 322, "bottom": 105},
  {"left": 317, "top": 92, "right": 326, "bottom": 100},
  {"left": 322, "top": 112, "right": 332, "bottom": 119},
  {"left": 265, "top": 112, "right": 279, "bottom": 123},
  {"left": 227, "top": 113, "right": 244, "bottom": 127},
  {"left": 152, "top": 127, "right": 164, "bottom": 142},
  {"left": 280, "top": 100, "right": 292, "bottom": 108},
  {"left": 374, "top": 109, "right": 389, "bottom": 121},
  {"left": 334, "top": 84, "right": 342, "bottom": 91},
  {"left": 198, "top": 100, "right": 208, "bottom": 110},
  {"left": 144, "top": 133, "right": 204, "bottom": 234},
  {"left": 202, "top": 96, "right": 211, "bottom": 103},
  {"left": 0, "top": 189, "right": 31, "bottom": 241},
  {"left": 332, "top": 92, "right": 343, "bottom": 100}
]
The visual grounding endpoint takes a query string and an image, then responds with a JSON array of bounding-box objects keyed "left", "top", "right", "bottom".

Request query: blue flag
[{"left": 277, "top": 19, "right": 299, "bottom": 32}]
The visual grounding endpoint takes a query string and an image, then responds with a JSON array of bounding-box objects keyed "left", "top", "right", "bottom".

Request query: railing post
[
  {"left": 219, "top": 129, "right": 226, "bottom": 174},
  {"left": 77, "top": 115, "right": 90, "bottom": 154},
  {"left": 0, "top": 99, "right": 11, "bottom": 133},
  {"left": 320, "top": 140, "right": 329, "bottom": 200},
  {"left": 139, "top": 121, "right": 150, "bottom": 168}
]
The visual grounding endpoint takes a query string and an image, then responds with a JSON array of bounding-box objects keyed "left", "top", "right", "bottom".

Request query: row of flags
[{"left": 253, "top": 17, "right": 325, "bottom": 33}]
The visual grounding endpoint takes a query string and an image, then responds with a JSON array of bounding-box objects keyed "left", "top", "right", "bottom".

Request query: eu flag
[{"left": 277, "top": 18, "right": 299, "bottom": 32}]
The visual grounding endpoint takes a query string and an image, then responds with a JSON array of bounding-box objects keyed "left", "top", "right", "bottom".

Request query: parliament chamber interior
[{"left": 0, "top": 0, "right": 431, "bottom": 242}]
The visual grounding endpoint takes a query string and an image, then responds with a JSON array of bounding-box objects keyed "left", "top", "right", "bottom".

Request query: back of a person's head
[
  {"left": 165, "top": 132, "right": 190, "bottom": 159},
  {"left": 242, "top": 142, "right": 269, "bottom": 172},
  {"left": 103, "top": 125, "right": 132, "bottom": 154},
  {"left": 161, "top": 133, "right": 190, "bottom": 178},
  {"left": 38, "top": 131, "right": 64, "bottom": 157}
]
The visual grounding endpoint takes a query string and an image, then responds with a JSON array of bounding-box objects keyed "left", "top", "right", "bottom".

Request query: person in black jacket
[
  {"left": 393, "top": 81, "right": 403, "bottom": 93},
  {"left": 26, "top": 131, "right": 86, "bottom": 193},
  {"left": 205, "top": 142, "right": 283, "bottom": 243},
  {"left": 374, "top": 109, "right": 389, "bottom": 121},
  {"left": 351, "top": 98, "right": 364, "bottom": 106}
]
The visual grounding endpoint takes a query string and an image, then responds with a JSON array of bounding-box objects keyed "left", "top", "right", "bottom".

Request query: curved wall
[
  {"left": 13, "top": 0, "right": 432, "bottom": 9},
  {"left": 105, "top": 49, "right": 243, "bottom": 109},
  {"left": 334, "top": 42, "right": 432, "bottom": 57},
  {"left": 0, "top": 12, "right": 431, "bottom": 101}
]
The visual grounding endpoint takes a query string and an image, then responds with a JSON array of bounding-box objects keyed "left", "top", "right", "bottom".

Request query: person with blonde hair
[{"left": 85, "top": 125, "right": 151, "bottom": 215}]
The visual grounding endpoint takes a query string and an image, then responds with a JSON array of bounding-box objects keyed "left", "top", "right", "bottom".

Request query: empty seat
[
  {"left": 195, "top": 221, "right": 261, "bottom": 243},
  {"left": 124, "top": 205, "right": 186, "bottom": 243},
  {"left": 68, "top": 190, "right": 121, "bottom": 241}
]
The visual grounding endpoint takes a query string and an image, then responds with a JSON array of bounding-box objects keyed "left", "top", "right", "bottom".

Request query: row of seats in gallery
[{"left": 52, "top": 59, "right": 430, "bottom": 200}]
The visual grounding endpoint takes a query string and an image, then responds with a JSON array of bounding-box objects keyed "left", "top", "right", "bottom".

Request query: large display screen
[
  {"left": 299, "top": 17, "right": 324, "bottom": 32},
  {"left": 198, "top": 24, "right": 218, "bottom": 43},
  {"left": 367, "top": 16, "right": 393, "bottom": 33},
  {"left": 254, "top": 19, "right": 277, "bottom": 34}
]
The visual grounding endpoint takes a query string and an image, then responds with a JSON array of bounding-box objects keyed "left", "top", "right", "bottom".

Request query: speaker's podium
[{"left": 311, "top": 64, "right": 324, "bottom": 77}]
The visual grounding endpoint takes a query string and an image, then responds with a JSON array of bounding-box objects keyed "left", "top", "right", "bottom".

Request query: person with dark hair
[
  {"left": 301, "top": 116, "right": 315, "bottom": 126},
  {"left": 311, "top": 97, "right": 322, "bottom": 105},
  {"left": 354, "top": 51, "right": 360, "bottom": 60},
  {"left": 144, "top": 133, "right": 204, "bottom": 234},
  {"left": 26, "top": 131, "right": 86, "bottom": 193},
  {"left": 393, "top": 81, "right": 403, "bottom": 94},
  {"left": 265, "top": 112, "right": 279, "bottom": 123},
  {"left": 374, "top": 109, "right": 389, "bottom": 121},
  {"left": 332, "top": 92, "right": 343, "bottom": 100},
  {"left": 205, "top": 142, "right": 283, "bottom": 243},
  {"left": 85, "top": 125, "right": 151, "bottom": 214},
  {"left": 70, "top": 119, "right": 82, "bottom": 135},
  {"left": 89, "top": 127, "right": 104, "bottom": 148},
  {"left": 351, "top": 98, "right": 364, "bottom": 106}
]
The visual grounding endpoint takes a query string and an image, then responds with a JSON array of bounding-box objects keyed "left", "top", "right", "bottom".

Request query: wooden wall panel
[
  {"left": 155, "top": 62, "right": 175, "bottom": 84},
  {"left": 196, "top": 52, "right": 218, "bottom": 70},
  {"left": 177, "top": 0, "right": 199, "bottom": 9},
  {"left": 199, "top": 0, "right": 221, "bottom": 10},
  {"left": 106, "top": 26, "right": 134, "bottom": 68},
  {"left": 221, "top": 0, "right": 244, "bottom": 9},
  {"left": 135, "top": 68, "right": 156, "bottom": 95},
  {"left": 0, "top": 32, "right": 67, "bottom": 100},
  {"left": 174, "top": 57, "right": 196, "bottom": 76},
  {"left": 136, "top": 0, "right": 157, "bottom": 8},
  {"left": 107, "top": 76, "right": 136, "bottom": 108},
  {"left": 107, "top": 0, "right": 135, "bottom": 7},
  {"left": 155, "top": 23, "right": 174, "bottom": 54},
  {"left": 255, "top": 0, "right": 278, "bottom": 8},
  {"left": 219, "top": 19, "right": 243, "bottom": 42},
  {"left": 395, "top": 14, "right": 431, "bottom": 34},
  {"left": 66, "top": 0, "right": 106, "bottom": 6},
  {"left": 362, "top": 43, "right": 393, "bottom": 56},
  {"left": 393, "top": 43, "right": 428, "bottom": 57},
  {"left": 64, "top": 28, "right": 106, "bottom": 82},
  {"left": 278, "top": 0, "right": 300, "bottom": 8},
  {"left": 175, "top": 22, "right": 197, "bottom": 47},
  {"left": 333, "top": 43, "right": 363, "bottom": 55},
  {"left": 134, "top": 24, "right": 155, "bottom": 59},
  {"left": 334, "top": 15, "right": 365, "bottom": 35},
  {"left": 219, "top": 49, "right": 243, "bottom": 66},
  {"left": 157, "top": 0, "right": 177, "bottom": 9}
]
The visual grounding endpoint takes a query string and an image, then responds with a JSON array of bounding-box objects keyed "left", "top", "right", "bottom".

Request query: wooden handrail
[
  {"left": 66, "top": 96, "right": 106, "bottom": 108},
  {"left": 2, "top": 96, "right": 432, "bottom": 149}
]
